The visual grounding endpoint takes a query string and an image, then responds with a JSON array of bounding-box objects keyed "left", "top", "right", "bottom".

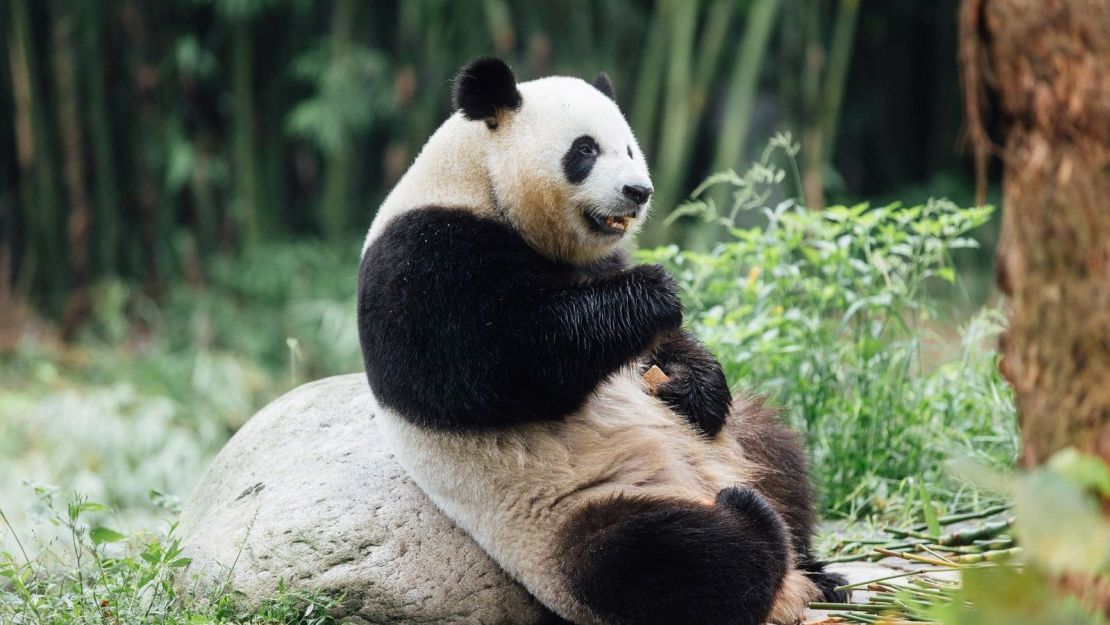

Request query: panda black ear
[
  {"left": 592, "top": 72, "right": 616, "bottom": 103},
  {"left": 452, "top": 57, "right": 522, "bottom": 128}
]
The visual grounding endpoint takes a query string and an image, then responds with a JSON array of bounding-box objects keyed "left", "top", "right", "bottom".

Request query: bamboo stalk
[
  {"left": 835, "top": 568, "right": 959, "bottom": 591},
  {"left": 7, "top": 0, "right": 36, "bottom": 297},
  {"left": 320, "top": 0, "right": 357, "bottom": 242},
  {"left": 946, "top": 547, "right": 1020, "bottom": 564},
  {"left": 80, "top": 0, "right": 121, "bottom": 275},
  {"left": 818, "top": 0, "right": 860, "bottom": 165},
  {"left": 631, "top": 0, "right": 669, "bottom": 157},
  {"left": 873, "top": 547, "right": 962, "bottom": 567},
  {"left": 933, "top": 504, "right": 1010, "bottom": 528},
  {"left": 799, "top": 0, "right": 824, "bottom": 210},
  {"left": 51, "top": 0, "right": 95, "bottom": 338},
  {"left": 10, "top": 0, "right": 65, "bottom": 303},
  {"left": 810, "top": 602, "right": 884, "bottom": 612},
  {"left": 231, "top": 18, "right": 260, "bottom": 245},
  {"left": 644, "top": 0, "right": 698, "bottom": 236},
  {"left": 885, "top": 517, "right": 1013, "bottom": 546},
  {"left": 710, "top": 0, "right": 781, "bottom": 188}
]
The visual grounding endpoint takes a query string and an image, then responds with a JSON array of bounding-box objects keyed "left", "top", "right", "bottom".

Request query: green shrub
[
  {"left": 642, "top": 137, "right": 1018, "bottom": 519},
  {"left": 0, "top": 489, "right": 339, "bottom": 625}
]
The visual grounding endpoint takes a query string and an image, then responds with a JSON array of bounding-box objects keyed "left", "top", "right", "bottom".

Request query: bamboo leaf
[{"left": 90, "top": 527, "right": 125, "bottom": 544}]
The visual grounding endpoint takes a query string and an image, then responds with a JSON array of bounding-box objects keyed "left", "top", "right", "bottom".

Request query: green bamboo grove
[{"left": 0, "top": 0, "right": 966, "bottom": 327}]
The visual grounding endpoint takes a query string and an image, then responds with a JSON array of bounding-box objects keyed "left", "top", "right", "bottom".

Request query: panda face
[{"left": 454, "top": 59, "right": 652, "bottom": 265}]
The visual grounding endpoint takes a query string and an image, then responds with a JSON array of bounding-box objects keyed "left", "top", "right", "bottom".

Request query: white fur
[
  {"left": 371, "top": 369, "right": 768, "bottom": 625},
  {"left": 361, "top": 73, "right": 815, "bottom": 624},
  {"left": 364, "top": 76, "right": 651, "bottom": 264}
]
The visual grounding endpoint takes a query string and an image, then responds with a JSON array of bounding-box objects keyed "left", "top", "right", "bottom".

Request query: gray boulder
[
  {"left": 177, "top": 374, "right": 551, "bottom": 625},
  {"left": 179, "top": 373, "right": 871, "bottom": 624}
]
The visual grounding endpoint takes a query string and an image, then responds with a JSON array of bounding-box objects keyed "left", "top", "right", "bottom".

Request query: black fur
[
  {"left": 452, "top": 57, "right": 523, "bottom": 125},
  {"left": 647, "top": 329, "right": 732, "bottom": 437},
  {"left": 358, "top": 208, "right": 682, "bottom": 430},
  {"left": 726, "top": 397, "right": 847, "bottom": 601},
  {"left": 562, "top": 135, "right": 599, "bottom": 184},
  {"left": 800, "top": 559, "right": 849, "bottom": 603},
  {"left": 592, "top": 72, "right": 616, "bottom": 102},
  {"left": 560, "top": 486, "right": 789, "bottom": 625},
  {"left": 576, "top": 251, "right": 733, "bottom": 437},
  {"left": 728, "top": 398, "right": 815, "bottom": 557},
  {"left": 578, "top": 250, "right": 630, "bottom": 281}
]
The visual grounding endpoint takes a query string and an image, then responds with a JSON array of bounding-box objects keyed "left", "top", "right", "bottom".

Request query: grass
[
  {"left": 0, "top": 487, "right": 340, "bottom": 624},
  {"left": 1, "top": 138, "right": 1020, "bottom": 621}
]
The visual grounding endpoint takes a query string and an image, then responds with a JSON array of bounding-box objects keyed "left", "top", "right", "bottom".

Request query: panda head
[{"left": 453, "top": 58, "right": 653, "bottom": 265}]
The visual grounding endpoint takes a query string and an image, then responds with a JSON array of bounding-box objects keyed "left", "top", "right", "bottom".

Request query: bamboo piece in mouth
[{"left": 605, "top": 215, "right": 633, "bottom": 231}]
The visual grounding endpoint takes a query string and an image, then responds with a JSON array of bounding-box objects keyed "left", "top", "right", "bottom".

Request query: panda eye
[{"left": 577, "top": 143, "right": 597, "bottom": 156}]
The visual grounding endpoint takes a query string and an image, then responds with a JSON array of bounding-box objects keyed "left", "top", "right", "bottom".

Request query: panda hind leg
[
  {"left": 559, "top": 486, "right": 792, "bottom": 625},
  {"left": 799, "top": 559, "right": 849, "bottom": 603},
  {"left": 727, "top": 396, "right": 847, "bottom": 603}
]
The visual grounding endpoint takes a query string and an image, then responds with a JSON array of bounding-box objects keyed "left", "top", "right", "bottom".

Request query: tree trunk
[{"left": 960, "top": 0, "right": 1110, "bottom": 467}]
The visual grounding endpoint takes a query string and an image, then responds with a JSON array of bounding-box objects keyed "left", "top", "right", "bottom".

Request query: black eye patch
[{"left": 563, "top": 135, "right": 599, "bottom": 184}]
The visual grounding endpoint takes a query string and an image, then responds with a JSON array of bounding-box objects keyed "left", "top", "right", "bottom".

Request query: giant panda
[{"left": 357, "top": 58, "right": 844, "bottom": 625}]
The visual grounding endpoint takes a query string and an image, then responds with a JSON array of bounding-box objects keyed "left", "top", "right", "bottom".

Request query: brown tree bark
[{"left": 960, "top": 0, "right": 1110, "bottom": 468}]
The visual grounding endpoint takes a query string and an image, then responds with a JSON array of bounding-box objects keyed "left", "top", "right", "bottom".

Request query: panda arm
[
  {"left": 358, "top": 208, "right": 682, "bottom": 430},
  {"left": 500, "top": 260, "right": 686, "bottom": 422},
  {"left": 647, "top": 329, "right": 732, "bottom": 437},
  {"left": 578, "top": 252, "right": 733, "bottom": 436}
]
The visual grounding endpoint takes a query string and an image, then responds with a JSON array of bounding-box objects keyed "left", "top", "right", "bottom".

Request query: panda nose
[{"left": 622, "top": 184, "right": 653, "bottom": 205}]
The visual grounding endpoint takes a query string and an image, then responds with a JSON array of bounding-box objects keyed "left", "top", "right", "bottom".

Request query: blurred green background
[
  {"left": 1, "top": 0, "right": 1002, "bottom": 537},
  {"left": 2, "top": 0, "right": 983, "bottom": 322}
]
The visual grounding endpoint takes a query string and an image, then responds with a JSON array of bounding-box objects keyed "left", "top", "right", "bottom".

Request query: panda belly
[{"left": 372, "top": 365, "right": 760, "bottom": 624}]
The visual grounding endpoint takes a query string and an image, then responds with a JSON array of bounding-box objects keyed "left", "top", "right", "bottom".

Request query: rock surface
[
  {"left": 177, "top": 374, "right": 552, "bottom": 625},
  {"left": 178, "top": 373, "right": 910, "bottom": 624}
]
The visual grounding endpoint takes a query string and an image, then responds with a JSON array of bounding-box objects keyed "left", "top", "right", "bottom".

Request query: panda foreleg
[
  {"left": 558, "top": 486, "right": 792, "bottom": 625},
  {"left": 526, "top": 263, "right": 685, "bottom": 402},
  {"left": 646, "top": 329, "right": 732, "bottom": 437}
]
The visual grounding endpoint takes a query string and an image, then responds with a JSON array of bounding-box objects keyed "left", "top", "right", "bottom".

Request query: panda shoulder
[
  {"left": 361, "top": 207, "right": 560, "bottom": 285},
  {"left": 368, "top": 207, "right": 519, "bottom": 256}
]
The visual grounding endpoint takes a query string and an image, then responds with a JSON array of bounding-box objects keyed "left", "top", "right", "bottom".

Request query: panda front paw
[
  {"left": 654, "top": 359, "right": 731, "bottom": 437},
  {"left": 647, "top": 329, "right": 731, "bottom": 437}
]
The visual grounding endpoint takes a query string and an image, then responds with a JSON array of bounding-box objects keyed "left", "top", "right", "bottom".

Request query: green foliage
[
  {"left": 0, "top": 241, "right": 360, "bottom": 536},
  {"left": 643, "top": 138, "right": 1018, "bottom": 518},
  {"left": 931, "top": 450, "right": 1110, "bottom": 625},
  {"left": 0, "top": 489, "right": 339, "bottom": 625},
  {"left": 937, "top": 566, "right": 1103, "bottom": 625},
  {"left": 288, "top": 45, "right": 392, "bottom": 155},
  {"left": 1, "top": 1, "right": 980, "bottom": 312},
  {"left": 201, "top": 0, "right": 285, "bottom": 21}
]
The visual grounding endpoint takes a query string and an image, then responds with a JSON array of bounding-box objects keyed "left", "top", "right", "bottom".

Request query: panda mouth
[{"left": 584, "top": 210, "right": 637, "bottom": 236}]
